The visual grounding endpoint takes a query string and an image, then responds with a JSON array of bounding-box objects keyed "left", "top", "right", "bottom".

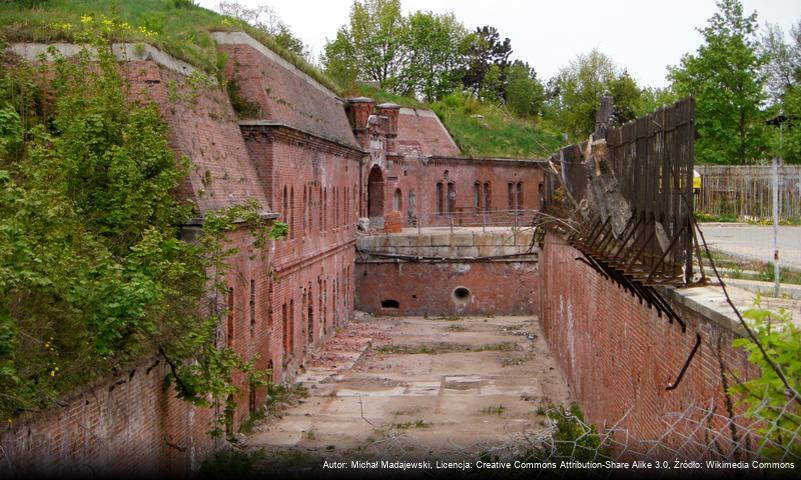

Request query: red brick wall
[
  {"left": 539, "top": 234, "right": 757, "bottom": 455},
  {"left": 0, "top": 46, "right": 359, "bottom": 475},
  {"left": 217, "top": 39, "right": 358, "bottom": 148},
  {"left": 125, "top": 61, "right": 271, "bottom": 213},
  {"left": 239, "top": 126, "right": 361, "bottom": 381},
  {"left": 0, "top": 357, "right": 219, "bottom": 477},
  {"left": 396, "top": 108, "right": 460, "bottom": 157},
  {"left": 355, "top": 261, "right": 538, "bottom": 316},
  {"left": 382, "top": 157, "right": 545, "bottom": 228}
]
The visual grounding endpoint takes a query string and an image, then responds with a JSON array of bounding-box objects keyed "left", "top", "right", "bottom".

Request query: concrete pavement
[{"left": 698, "top": 224, "right": 801, "bottom": 269}]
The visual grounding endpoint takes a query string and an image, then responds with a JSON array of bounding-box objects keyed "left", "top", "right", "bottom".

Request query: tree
[
  {"left": 505, "top": 60, "right": 545, "bottom": 117},
  {"left": 760, "top": 21, "right": 801, "bottom": 105},
  {"left": 606, "top": 71, "right": 641, "bottom": 125},
  {"left": 760, "top": 20, "right": 801, "bottom": 164},
  {"left": 637, "top": 86, "right": 681, "bottom": 116},
  {"left": 322, "top": 2, "right": 468, "bottom": 99},
  {"left": 218, "top": 2, "right": 310, "bottom": 59},
  {"left": 321, "top": 0, "right": 409, "bottom": 90},
  {"left": 460, "top": 26, "right": 512, "bottom": 97},
  {"left": 668, "top": 0, "right": 768, "bottom": 164},
  {"left": 546, "top": 49, "right": 641, "bottom": 140},
  {"left": 401, "top": 11, "right": 467, "bottom": 101}
]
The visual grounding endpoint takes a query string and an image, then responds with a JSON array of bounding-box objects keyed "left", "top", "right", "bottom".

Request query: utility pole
[{"left": 767, "top": 112, "right": 786, "bottom": 297}]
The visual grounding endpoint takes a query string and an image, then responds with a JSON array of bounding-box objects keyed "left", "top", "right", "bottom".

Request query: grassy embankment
[{"left": 1, "top": 0, "right": 564, "bottom": 159}]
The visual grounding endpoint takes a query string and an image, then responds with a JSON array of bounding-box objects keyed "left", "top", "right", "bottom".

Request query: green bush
[{"left": 0, "top": 27, "right": 283, "bottom": 430}]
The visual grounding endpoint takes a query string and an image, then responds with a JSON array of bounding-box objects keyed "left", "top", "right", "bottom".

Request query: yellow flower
[
  {"left": 80, "top": 14, "right": 92, "bottom": 24},
  {"left": 50, "top": 370, "right": 55, "bottom": 377}
]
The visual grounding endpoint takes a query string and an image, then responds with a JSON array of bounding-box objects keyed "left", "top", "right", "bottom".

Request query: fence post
[
  {"left": 773, "top": 156, "right": 781, "bottom": 297},
  {"left": 450, "top": 216, "right": 454, "bottom": 234},
  {"left": 482, "top": 213, "right": 486, "bottom": 233}
]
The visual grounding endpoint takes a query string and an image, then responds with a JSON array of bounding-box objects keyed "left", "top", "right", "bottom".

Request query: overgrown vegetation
[
  {"left": 481, "top": 404, "right": 506, "bottom": 416},
  {"left": 0, "top": 0, "right": 341, "bottom": 92},
  {"left": 510, "top": 403, "right": 612, "bottom": 463},
  {"left": 265, "top": 382, "right": 309, "bottom": 412},
  {"left": 394, "top": 419, "right": 430, "bottom": 429},
  {"left": 0, "top": 22, "right": 285, "bottom": 431},
  {"left": 700, "top": 250, "right": 801, "bottom": 285},
  {"left": 198, "top": 448, "right": 265, "bottom": 479},
  {"left": 729, "top": 296, "right": 801, "bottom": 459},
  {"left": 376, "top": 342, "right": 518, "bottom": 354},
  {"left": 432, "top": 91, "right": 563, "bottom": 158}
]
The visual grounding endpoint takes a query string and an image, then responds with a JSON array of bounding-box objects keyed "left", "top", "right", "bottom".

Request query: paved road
[{"left": 698, "top": 224, "right": 801, "bottom": 269}]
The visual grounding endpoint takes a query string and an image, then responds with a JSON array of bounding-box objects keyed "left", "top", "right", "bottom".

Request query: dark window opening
[
  {"left": 249, "top": 385, "right": 257, "bottom": 413},
  {"left": 249, "top": 279, "right": 256, "bottom": 336},
  {"left": 227, "top": 287, "right": 234, "bottom": 347},
  {"left": 381, "top": 299, "right": 400, "bottom": 309},
  {"left": 446, "top": 182, "right": 455, "bottom": 213},
  {"left": 453, "top": 287, "right": 471, "bottom": 300}
]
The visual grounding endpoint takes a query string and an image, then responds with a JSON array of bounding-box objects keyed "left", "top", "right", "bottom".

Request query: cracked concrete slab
[{"left": 242, "top": 314, "right": 572, "bottom": 464}]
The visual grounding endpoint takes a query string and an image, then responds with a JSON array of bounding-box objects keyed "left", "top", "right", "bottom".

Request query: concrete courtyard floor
[{"left": 242, "top": 313, "right": 571, "bottom": 470}]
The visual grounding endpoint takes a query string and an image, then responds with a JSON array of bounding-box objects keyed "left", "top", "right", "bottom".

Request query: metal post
[
  {"left": 482, "top": 213, "right": 486, "bottom": 233},
  {"left": 773, "top": 154, "right": 780, "bottom": 297},
  {"left": 450, "top": 216, "right": 454, "bottom": 234},
  {"left": 768, "top": 113, "right": 785, "bottom": 297}
]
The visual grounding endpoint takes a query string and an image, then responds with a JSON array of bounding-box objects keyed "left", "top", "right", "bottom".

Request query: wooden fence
[{"left": 696, "top": 165, "right": 801, "bottom": 220}]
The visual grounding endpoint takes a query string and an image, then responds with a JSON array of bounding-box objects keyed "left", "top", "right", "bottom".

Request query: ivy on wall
[{"left": 0, "top": 18, "right": 286, "bottom": 435}]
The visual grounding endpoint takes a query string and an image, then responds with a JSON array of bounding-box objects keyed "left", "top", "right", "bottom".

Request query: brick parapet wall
[{"left": 538, "top": 234, "right": 758, "bottom": 457}]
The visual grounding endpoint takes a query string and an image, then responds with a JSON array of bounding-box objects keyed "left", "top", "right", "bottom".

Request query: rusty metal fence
[{"left": 545, "top": 97, "right": 696, "bottom": 287}]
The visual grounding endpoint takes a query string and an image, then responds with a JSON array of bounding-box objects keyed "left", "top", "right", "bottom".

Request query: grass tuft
[{"left": 0, "top": 0, "right": 341, "bottom": 92}]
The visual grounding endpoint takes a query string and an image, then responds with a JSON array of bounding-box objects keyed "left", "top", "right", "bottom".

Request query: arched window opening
[
  {"left": 393, "top": 188, "right": 402, "bottom": 211},
  {"left": 381, "top": 299, "right": 400, "bottom": 309},
  {"left": 446, "top": 183, "right": 455, "bottom": 213}
]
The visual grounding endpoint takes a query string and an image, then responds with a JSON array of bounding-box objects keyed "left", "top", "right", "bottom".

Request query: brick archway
[{"left": 368, "top": 165, "right": 384, "bottom": 224}]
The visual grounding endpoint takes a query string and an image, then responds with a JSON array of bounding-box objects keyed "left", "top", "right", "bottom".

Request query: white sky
[{"left": 196, "top": 0, "right": 801, "bottom": 88}]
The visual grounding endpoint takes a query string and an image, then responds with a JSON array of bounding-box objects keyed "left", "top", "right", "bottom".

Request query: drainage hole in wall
[
  {"left": 381, "top": 299, "right": 400, "bottom": 309},
  {"left": 411, "top": 294, "right": 417, "bottom": 299},
  {"left": 453, "top": 287, "right": 471, "bottom": 300}
]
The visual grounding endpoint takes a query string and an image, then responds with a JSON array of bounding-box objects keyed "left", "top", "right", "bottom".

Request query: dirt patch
[
  {"left": 376, "top": 342, "right": 519, "bottom": 355},
  {"left": 336, "top": 377, "right": 404, "bottom": 391},
  {"left": 501, "top": 351, "right": 536, "bottom": 367}
]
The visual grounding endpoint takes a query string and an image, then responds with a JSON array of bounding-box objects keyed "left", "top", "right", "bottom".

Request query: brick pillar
[
  {"left": 348, "top": 97, "right": 375, "bottom": 150},
  {"left": 376, "top": 103, "right": 400, "bottom": 153}
]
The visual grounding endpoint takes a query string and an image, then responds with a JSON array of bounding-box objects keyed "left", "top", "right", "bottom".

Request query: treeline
[{"left": 308, "top": 0, "right": 801, "bottom": 165}]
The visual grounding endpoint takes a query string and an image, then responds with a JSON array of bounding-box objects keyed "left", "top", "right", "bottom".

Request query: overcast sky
[{"left": 196, "top": 0, "right": 801, "bottom": 88}]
